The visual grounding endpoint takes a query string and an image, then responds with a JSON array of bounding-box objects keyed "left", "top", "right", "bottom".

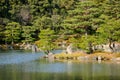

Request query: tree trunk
[
  {"left": 88, "top": 42, "right": 93, "bottom": 54},
  {"left": 109, "top": 39, "right": 114, "bottom": 53},
  {"left": 44, "top": 50, "right": 50, "bottom": 55},
  {"left": 85, "top": 32, "right": 88, "bottom": 39}
]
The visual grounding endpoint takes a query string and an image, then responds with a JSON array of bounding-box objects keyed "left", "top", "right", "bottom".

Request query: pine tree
[
  {"left": 4, "top": 22, "right": 21, "bottom": 44},
  {"left": 22, "top": 26, "right": 35, "bottom": 43},
  {"left": 38, "top": 28, "right": 56, "bottom": 54},
  {"left": 61, "top": 0, "right": 102, "bottom": 53}
]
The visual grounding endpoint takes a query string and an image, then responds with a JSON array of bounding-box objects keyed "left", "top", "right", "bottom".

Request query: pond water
[{"left": 0, "top": 50, "right": 120, "bottom": 80}]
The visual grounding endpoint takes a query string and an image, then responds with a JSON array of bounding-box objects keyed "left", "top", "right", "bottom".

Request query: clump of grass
[
  {"left": 54, "top": 52, "right": 87, "bottom": 60},
  {"left": 53, "top": 52, "right": 120, "bottom": 61},
  {"left": 114, "top": 53, "right": 120, "bottom": 57},
  {"left": 89, "top": 52, "right": 115, "bottom": 60}
]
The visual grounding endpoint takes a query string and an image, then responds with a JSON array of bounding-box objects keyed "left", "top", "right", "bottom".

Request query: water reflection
[
  {"left": 0, "top": 50, "right": 120, "bottom": 80},
  {"left": 0, "top": 50, "right": 44, "bottom": 65}
]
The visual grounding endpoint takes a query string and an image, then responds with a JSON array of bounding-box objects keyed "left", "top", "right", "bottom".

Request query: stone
[
  {"left": 66, "top": 44, "right": 73, "bottom": 54},
  {"left": 93, "top": 42, "right": 120, "bottom": 53}
]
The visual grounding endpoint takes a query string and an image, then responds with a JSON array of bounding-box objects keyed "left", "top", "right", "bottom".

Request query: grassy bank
[{"left": 54, "top": 52, "right": 120, "bottom": 61}]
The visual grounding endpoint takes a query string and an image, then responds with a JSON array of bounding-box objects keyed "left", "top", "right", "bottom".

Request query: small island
[{"left": 43, "top": 43, "right": 120, "bottom": 62}]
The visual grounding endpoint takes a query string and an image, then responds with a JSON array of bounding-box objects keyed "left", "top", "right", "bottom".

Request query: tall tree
[
  {"left": 97, "top": 19, "right": 120, "bottom": 52},
  {"left": 61, "top": 0, "right": 102, "bottom": 53},
  {"left": 4, "top": 22, "right": 21, "bottom": 44},
  {"left": 22, "top": 26, "right": 35, "bottom": 43},
  {"left": 38, "top": 28, "right": 56, "bottom": 54}
]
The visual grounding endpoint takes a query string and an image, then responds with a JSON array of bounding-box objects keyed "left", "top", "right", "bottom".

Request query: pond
[{"left": 0, "top": 50, "right": 120, "bottom": 80}]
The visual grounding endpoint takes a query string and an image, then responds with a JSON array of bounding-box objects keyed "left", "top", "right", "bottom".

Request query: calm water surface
[{"left": 0, "top": 50, "right": 120, "bottom": 80}]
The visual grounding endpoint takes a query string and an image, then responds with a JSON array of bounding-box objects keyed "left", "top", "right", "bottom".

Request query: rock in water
[
  {"left": 66, "top": 44, "right": 73, "bottom": 54},
  {"left": 32, "top": 44, "right": 37, "bottom": 52}
]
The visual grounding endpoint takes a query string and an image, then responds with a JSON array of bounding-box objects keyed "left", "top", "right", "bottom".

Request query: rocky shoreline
[
  {"left": 43, "top": 52, "right": 120, "bottom": 62},
  {"left": 0, "top": 43, "right": 40, "bottom": 52}
]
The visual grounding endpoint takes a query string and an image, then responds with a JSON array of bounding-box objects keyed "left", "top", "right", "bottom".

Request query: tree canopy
[{"left": 0, "top": 0, "right": 120, "bottom": 53}]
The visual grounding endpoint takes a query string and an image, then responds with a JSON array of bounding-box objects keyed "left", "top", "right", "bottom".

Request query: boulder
[
  {"left": 93, "top": 42, "right": 120, "bottom": 53},
  {"left": 66, "top": 44, "right": 73, "bottom": 54}
]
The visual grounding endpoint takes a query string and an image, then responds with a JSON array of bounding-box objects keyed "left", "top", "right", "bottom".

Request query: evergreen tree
[
  {"left": 22, "top": 26, "right": 35, "bottom": 43},
  {"left": 61, "top": 0, "right": 102, "bottom": 53},
  {"left": 0, "top": 0, "right": 120, "bottom": 53},
  {"left": 38, "top": 28, "right": 56, "bottom": 54},
  {"left": 4, "top": 22, "right": 21, "bottom": 44},
  {"left": 97, "top": 19, "right": 120, "bottom": 52}
]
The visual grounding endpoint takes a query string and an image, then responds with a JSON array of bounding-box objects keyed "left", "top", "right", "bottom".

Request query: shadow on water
[{"left": 0, "top": 50, "right": 120, "bottom": 80}]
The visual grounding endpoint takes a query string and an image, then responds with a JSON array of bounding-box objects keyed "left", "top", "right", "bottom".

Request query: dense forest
[{"left": 0, "top": 0, "right": 120, "bottom": 53}]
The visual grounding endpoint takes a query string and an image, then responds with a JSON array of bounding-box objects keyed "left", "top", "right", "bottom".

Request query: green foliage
[
  {"left": 4, "top": 22, "right": 21, "bottom": 44},
  {"left": 97, "top": 19, "right": 120, "bottom": 43},
  {"left": 34, "top": 16, "right": 52, "bottom": 30},
  {"left": 0, "top": 0, "right": 120, "bottom": 54},
  {"left": 62, "top": 0, "right": 101, "bottom": 35},
  {"left": 22, "top": 26, "right": 35, "bottom": 42},
  {"left": 38, "top": 29, "right": 56, "bottom": 53}
]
